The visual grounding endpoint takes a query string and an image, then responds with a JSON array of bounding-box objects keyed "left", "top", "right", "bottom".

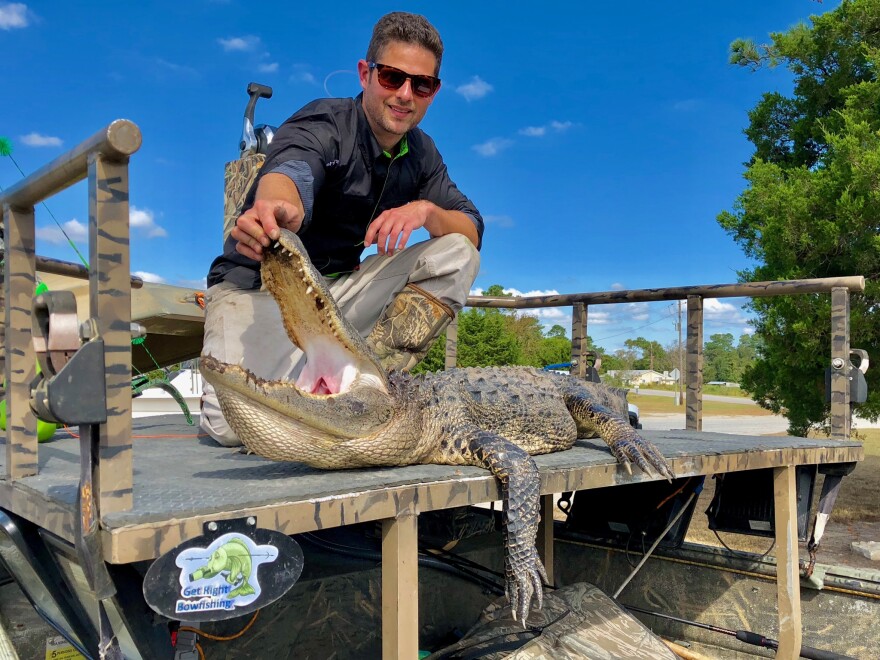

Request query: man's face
[{"left": 358, "top": 41, "right": 440, "bottom": 150}]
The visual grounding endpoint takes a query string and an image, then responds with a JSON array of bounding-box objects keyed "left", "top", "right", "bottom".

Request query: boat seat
[{"left": 426, "top": 581, "right": 677, "bottom": 659}]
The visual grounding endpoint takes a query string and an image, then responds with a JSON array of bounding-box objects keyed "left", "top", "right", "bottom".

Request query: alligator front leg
[
  {"left": 564, "top": 389, "right": 674, "bottom": 480},
  {"left": 467, "top": 429, "right": 548, "bottom": 626}
]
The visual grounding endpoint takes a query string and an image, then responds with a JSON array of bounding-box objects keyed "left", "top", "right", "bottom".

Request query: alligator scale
[{"left": 201, "top": 230, "right": 675, "bottom": 624}]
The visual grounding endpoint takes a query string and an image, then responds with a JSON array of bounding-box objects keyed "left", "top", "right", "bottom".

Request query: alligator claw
[
  {"left": 506, "top": 546, "right": 548, "bottom": 626},
  {"left": 609, "top": 430, "right": 674, "bottom": 482}
]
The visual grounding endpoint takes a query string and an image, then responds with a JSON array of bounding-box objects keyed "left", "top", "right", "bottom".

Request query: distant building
[{"left": 605, "top": 369, "right": 680, "bottom": 386}]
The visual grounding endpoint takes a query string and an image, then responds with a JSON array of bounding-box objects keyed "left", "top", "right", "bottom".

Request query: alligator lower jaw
[{"left": 200, "top": 354, "right": 392, "bottom": 440}]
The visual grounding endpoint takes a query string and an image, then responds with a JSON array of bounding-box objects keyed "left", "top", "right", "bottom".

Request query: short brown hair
[{"left": 366, "top": 12, "right": 443, "bottom": 75}]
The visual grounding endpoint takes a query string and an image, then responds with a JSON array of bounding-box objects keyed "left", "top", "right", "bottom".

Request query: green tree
[
  {"left": 624, "top": 337, "right": 671, "bottom": 372},
  {"left": 719, "top": 0, "right": 880, "bottom": 434},
  {"left": 704, "top": 333, "right": 737, "bottom": 382}
]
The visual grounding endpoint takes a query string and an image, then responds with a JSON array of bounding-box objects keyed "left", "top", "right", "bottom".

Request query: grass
[{"left": 628, "top": 393, "right": 775, "bottom": 417}]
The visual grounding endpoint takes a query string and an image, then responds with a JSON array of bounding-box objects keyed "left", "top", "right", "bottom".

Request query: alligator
[{"left": 200, "top": 229, "right": 675, "bottom": 625}]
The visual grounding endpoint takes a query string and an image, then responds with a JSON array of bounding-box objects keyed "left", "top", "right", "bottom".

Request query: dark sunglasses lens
[
  {"left": 411, "top": 77, "right": 436, "bottom": 97},
  {"left": 377, "top": 68, "right": 407, "bottom": 90},
  {"left": 376, "top": 65, "right": 437, "bottom": 97}
]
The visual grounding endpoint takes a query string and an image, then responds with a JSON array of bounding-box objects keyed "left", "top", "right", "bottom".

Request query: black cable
[{"left": 626, "top": 605, "right": 856, "bottom": 660}]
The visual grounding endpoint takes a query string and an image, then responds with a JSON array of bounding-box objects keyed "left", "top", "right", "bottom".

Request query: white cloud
[
  {"left": 455, "top": 76, "right": 493, "bottom": 101},
  {"left": 473, "top": 138, "right": 513, "bottom": 157},
  {"left": 36, "top": 219, "right": 87, "bottom": 244},
  {"left": 258, "top": 61, "right": 279, "bottom": 73},
  {"left": 702, "top": 297, "right": 750, "bottom": 327},
  {"left": 133, "top": 271, "right": 166, "bottom": 284},
  {"left": 483, "top": 214, "right": 514, "bottom": 228},
  {"left": 20, "top": 132, "right": 62, "bottom": 147},
  {"left": 519, "top": 120, "right": 573, "bottom": 137},
  {"left": 588, "top": 310, "right": 613, "bottom": 325},
  {"left": 519, "top": 126, "right": 546, "bottom": 137},
  {"left": 130, "top": 206, "right": 167, "bottom": 238},
  {"left": 0, "top": 3, "right": 28, "bottom": 30},
  {"left": 550, "top": 120, "right": 573, "bottom": 131},
  {"left": 218, "top": 35, "right": 261, "bottom": 52},
  {"left": 290, "top": 65, "right": 317, "bottom": 84}
]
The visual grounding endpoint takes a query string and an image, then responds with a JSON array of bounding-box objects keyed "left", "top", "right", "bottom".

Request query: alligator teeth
[
  {"left": 306, "top": 286, "right": 313, "bottom": 295},
  {"left": 273, "top": 241, "right": 280, "bottom": 248}
]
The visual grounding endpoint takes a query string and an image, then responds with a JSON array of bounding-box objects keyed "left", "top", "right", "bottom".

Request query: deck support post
[
  {"left": 773, "top": 465, "right": 802, "bottom": 658},
  {"left": 538, "top": 494, "right": 555, "bottom": 585},
  {"left": 3, "top": 205, "right": 38, "bottom": 479},
  {"left": 88, "top": 153, "right": 133, "bottom": 514},
  {"left": 685, "top": 295, "right": 703, "bottom": 431},
  {"left": 571, "top": 303, "right": 588, "bottom": 380},
  {"left": 382, "top": 508, "right": 419, "bottom": 660}
]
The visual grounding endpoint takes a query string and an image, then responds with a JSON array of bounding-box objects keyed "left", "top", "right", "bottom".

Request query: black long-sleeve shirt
[{"left": 207, "top": 95, "right": 483, "bottom": 289}]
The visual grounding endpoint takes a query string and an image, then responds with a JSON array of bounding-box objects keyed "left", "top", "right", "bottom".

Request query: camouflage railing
[
  {"left": 0, "top": 120, "right": 141, "bottom": 515},
  {"left": 449, "top": 276, "right": 866, "bottom": 438}
]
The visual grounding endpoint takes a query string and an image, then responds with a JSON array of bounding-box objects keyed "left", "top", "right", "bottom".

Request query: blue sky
[{"left": 0, "top": 1, "right": 829, "bottom": 352}]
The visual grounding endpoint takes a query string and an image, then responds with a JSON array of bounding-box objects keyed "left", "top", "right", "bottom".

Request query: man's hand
[
  {"left": 366, "top": 200, "right": 430, "bottom": 256},
  {"left": 232, "top": 199, "right": 303, "bottom": 261}
]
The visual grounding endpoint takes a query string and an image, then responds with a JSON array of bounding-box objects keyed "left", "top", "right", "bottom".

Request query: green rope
[{"left": 0, "top": 137, "right": 89, "bottom": 268}]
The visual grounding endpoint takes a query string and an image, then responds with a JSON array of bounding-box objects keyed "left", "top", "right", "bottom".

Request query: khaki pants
[{"left": 200, "top": 234, "right": 480, "bottom": 446}]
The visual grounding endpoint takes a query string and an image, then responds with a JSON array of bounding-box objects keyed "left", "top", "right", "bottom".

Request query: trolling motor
[{"left": 239, "top": 82, "right": 276, "bottom": 157}]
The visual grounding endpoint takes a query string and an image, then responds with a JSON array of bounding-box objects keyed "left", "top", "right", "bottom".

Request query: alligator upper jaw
[
  {"left": 261, "top": 228, "right": 389, "bottom": 395},
  {"left": 200, "top": 228, "right": 394, "bottom": 439}
]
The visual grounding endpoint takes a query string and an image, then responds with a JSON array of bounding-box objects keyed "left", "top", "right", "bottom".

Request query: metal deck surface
[{"left": 0, "top": 414, "right": 863, "bottom": 563}]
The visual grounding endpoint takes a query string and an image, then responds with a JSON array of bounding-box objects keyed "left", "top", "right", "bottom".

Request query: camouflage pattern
[
  {"left": 444, "top": 315, "right": 458, "bottom": 369},
  {"left": 425, "top": 582, "right": 676, "bottom": 659},
  {"left": 365, "top": 283, "right": 454, "bottom": 372},
  {"left": 2, "top": 206, "right": 38, "bottom": 479},
  {"left": 570, "top": 302, "right": 588, "bottom": 380},
  {"left": 685, "top": 295, "right": 703, "bottom": 431},
  {"left": 223, "top": 154, "right": 265, "bottom": 244},
  {"left": 830, "top": 287, "right": 851, "bottom": 439},
  {"left": 88, "top": 153, "right": 134, "bottom": 514}
]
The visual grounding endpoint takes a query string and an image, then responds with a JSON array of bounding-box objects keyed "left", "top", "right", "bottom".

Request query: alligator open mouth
[{"left": 258, "top": 229, "right": 388, "bottom": 398}]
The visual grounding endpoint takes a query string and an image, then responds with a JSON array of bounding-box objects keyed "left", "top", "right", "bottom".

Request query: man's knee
[{"left": 199, "top": 384, "right": 243, "bottom": 447}]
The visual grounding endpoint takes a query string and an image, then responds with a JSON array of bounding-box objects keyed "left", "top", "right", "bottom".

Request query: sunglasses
[{"left": 368, "top": 62, "right": 440, "bottom": 98}]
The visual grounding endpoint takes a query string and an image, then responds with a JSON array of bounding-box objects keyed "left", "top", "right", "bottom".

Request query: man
[{"left": 201, "top": 12, "right": 483, "bottom": 446}]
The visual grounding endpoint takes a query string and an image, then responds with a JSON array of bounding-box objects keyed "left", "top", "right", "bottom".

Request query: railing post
[
  {"left": 88, "top": 153, "right": 133, "bottom": 514},
  {"left": 830, "top": 287, "right": 851, "bottom": 440},
  {"left": 686, "top": 295, "right": 703, "bottom": 431},
  {"left": 571, "top": 302, "right": 587, "bottom": 379},
  {"left": 445, "top": 315, "right": 458, "bottom": 369},
  {"left": 2, "top": 205, "right": 38, "bottom": 478}
]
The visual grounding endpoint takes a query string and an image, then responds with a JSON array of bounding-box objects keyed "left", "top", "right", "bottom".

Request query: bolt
[
  {"left": 832, "top": 358, "right": 845, "bottom": 369},
  {"left": 247, "top": 517, "right": 256, "bottom": 526},
  {"left": 207, "top": 522, "right": 218, "bottom": 531}
]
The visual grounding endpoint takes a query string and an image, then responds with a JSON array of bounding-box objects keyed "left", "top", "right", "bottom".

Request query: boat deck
[{"left": 0, "top": 414, "right": 862, "bottom": 565}]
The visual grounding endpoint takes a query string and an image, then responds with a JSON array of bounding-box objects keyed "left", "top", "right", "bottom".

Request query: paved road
[
  {"left": 634, "top": 388, "right": 755, "bottom": 405},
  {"left": 636, "top": 388, "right": 880, "bottom": 433}
]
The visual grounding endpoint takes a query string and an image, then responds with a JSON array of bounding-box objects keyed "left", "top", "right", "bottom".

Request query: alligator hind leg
[
  {"left": 465, "top": 428, "right": 548, "bottom": 626},
  {"left": 561, "top": 384, "right": 674, "bottom": 480}
]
